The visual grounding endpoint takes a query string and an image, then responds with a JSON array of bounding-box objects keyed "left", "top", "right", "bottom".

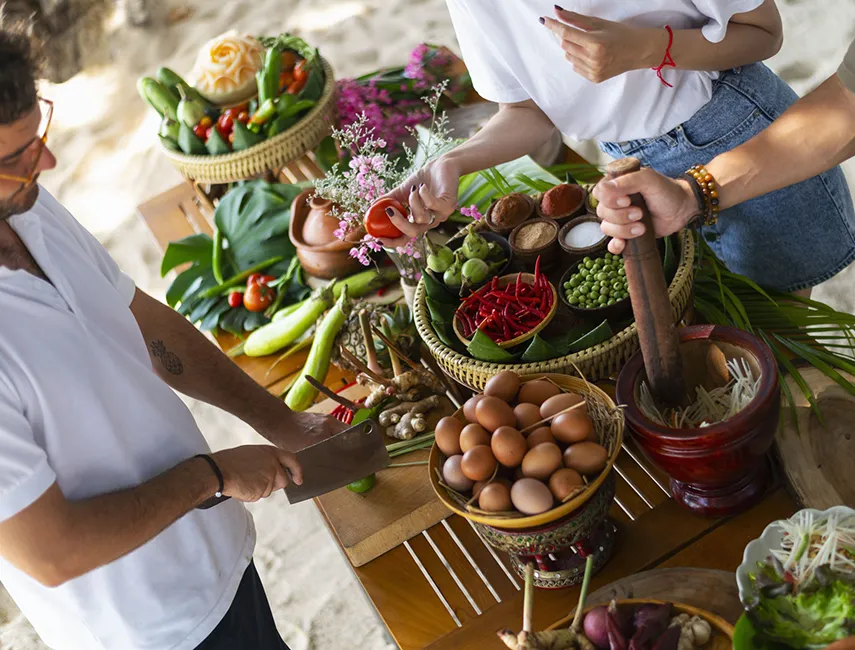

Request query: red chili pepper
[
  {"left": 534, "top": 256, "right": 541, "bottom": 284},
  {"left": 516, "top": 273, "right": 522, "bottom": 298},
  {"left": 458, "top": 309, "right": 474, "bottom": 335},
  {"left": 501, "top": 314, "right": 511, "bottom": 340}
]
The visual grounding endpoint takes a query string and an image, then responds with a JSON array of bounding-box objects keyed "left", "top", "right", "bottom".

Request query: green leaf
[
  {"left": 568, "top": 319, "right": 613, "bottom": 353},
  {"left": 547, "top": 323, "right": 601, "bottom": 354},
  {"left": 200, "top": 300, "right": 231, "bottom": 331},
  {"left": 422, "top": 272, "right": 458, "bottom": 304},
  {"left": 466, "top": 330, "right": 519, "bottom": 363},
  {"left": 219, "top": 308, "right": 248, "bottom": 336},
  {"left": 166, "top": 265, "right": 210, "bottom": 308},
  {"left": 314, "top": 136, "right": 340, "bottom": 173},
  {"left": 515, "top": 173, "right": 555, "bottom": 193},
  {"left": 521, "top": 335, "right": 560, "bottom": 362},
  {"left": 458, "top": 157, "right": 561, "bottom": 215},
  {"left": 187, "top": 296, "right": 222, "bottom": 324},
  {"left": 433, "top": 320, "right": 467, "bottom": 354},
  {"left": 178, "top": 122, "right": 207, "bottom": 155},
  {"left": 160, "top": 234, "right": 213, "bottom": 276},
  {"left": 232, "top": 120, "right": 265, "bottom": 151},
  {"left": 205, "top": 127, "right": 230, "bottom": 155},
  {"left": 426, "top": 296, "right": 456, "bottom": 326},
  {"left": 298, "top": 57, "right": 325, "bottom": 102}
]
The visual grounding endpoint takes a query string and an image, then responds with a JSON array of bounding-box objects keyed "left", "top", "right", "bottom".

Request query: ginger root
[
  {"left": 358, "top": 367, "right": 446, "bottom": 408},
  {"left": 379, "top": 395, "right": 442, "bottom": 440},
  {"left": 497, "top": 628, "right": 594, "bottom": 650}
]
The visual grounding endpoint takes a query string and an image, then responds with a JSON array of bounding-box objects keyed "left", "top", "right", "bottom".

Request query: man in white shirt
[{"left": 0, "top": 25, "right": 343, "bottom": 650}]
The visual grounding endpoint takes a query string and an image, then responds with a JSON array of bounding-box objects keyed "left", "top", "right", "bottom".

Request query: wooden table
[{"left": 137, "top": 154, "right": 799, "bottom": 650}]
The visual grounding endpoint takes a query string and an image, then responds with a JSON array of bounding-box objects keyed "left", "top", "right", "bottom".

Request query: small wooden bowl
[
  {"left": 547, "top": 599, "right": 734, "bottom": 645},
  {"left": 452, "top": 273, "right": 557, "bottom": 348},
  {"left": 509, "top": 218, "right": 560, "bottom": 270},
  {"left": 485, "top": 194, "right": 536, "bottom": 235},
  {"left": 558, "top": 215, "right": 609, "bottom": 261},
  {"left": 558, "top": 258, "right": 632, "bottom": 322},
  {"left": 289, "top": 189, "right": 363, "bottom": 279},
  {"left": 535, "top": 184, "right": 587, "bottom": 224}
]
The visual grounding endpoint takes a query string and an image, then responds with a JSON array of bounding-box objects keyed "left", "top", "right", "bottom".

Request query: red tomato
[
  {"left": 246, "top": 273, "right": 263, "bottom": 287},
  {"left": 243, "top": 283, "right": 275, "bottom": 312},
  {"left": 217, "top": 112, "right": 234, "bottom": 135},
  {"left": 259, "top": 275, "right": 276, "bottom": 285},
  {"left": 364, "top": 198, "right": 406, "bottom": 239},
  {"left": 199, "top": 115, "right": 213, "bottom": 128},
  {"left": 227, "top": 291, "right": 242, "bottom": 308},
  {"left": 236, "top": 111, "right": 250, "bottom": 125},
  {"left": 293, "top": 60, "right": 309, "bottom": 83},
  {"left": 193, "top": 123, "right": 208, "bottom": 141},
  {"left": 225, "top": 103, "right": 248, "bottom": 118}
]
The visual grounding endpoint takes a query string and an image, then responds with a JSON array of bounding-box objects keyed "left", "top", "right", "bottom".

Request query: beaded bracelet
[{"left": 683, "top": 164, "right": 721, "bottom": 227}]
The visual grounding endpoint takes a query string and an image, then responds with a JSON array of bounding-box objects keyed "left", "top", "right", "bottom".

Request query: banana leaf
[{"left": 457, "top": 156, "right": 562, "bottom": 215}]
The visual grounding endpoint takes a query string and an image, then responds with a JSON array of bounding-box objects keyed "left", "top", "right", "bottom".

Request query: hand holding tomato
[{"left": 365, "top": 198, "right": 406, "bottom": 239}]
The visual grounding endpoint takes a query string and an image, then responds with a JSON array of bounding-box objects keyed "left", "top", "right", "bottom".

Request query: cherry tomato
[
  {"left": 225, "top": 103, "right": 248, "bottom": 118},
  {"left": 227, "top": 291, "right": 242, "bottom": 308},
  {"left": 286, "top": 77, "right": 307, "bottom": 95},
  {"left": 228, "top": 132, "right": 235, "bottom": 144},
  {"left": 199, "top": 116, "right": 213, "bottom": 128},
  {"left": 243, "top": 282, "right": 275, "bottom": 312},
  {"left": 236, "top": 111, "right": 250, "bottom": 125},
  {"left": 364, "top": 198, "right": 406, "bottom": 239},
  {"left": 279, "top": 70, "right": 294, "bottom": 92},
  {"left": 246, "top": 273, "right": 263, "bottom": 287},
  {"left": 217, "top": 112, "right": 234, "bottom": 135},
  {"left": 293, "top": 60, "right": 309, "bottom": 83},
  {"left": 193, "top": 123, "right": 208, "bottom": 141},
  {"left": 259, "top": 275, "right": 276, "bottom": 285}
]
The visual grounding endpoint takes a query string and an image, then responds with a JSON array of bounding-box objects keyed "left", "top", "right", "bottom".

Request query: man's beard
[{"left": 0, "top": 180, "right": 40, "bottom": 222}]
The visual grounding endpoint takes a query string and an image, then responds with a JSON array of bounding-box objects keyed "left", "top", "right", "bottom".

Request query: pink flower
[{"left": 459, "top": 204, "right": 484, "bottom": 221}]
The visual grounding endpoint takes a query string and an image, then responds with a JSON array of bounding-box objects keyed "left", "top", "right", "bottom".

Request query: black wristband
[
  {"left": 680, "top": 173, "right": 706, "bottom": 228},
  {"left": 195, "top": 454, "right": 224, "bottom": 498}
]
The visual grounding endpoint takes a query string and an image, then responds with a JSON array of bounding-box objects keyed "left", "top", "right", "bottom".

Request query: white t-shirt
[
  {"left": 0, "top": 188, "right": 255, "bottom": 650},
  {"left": 446, "top": 0, "right": 764, "bottom": 142}
]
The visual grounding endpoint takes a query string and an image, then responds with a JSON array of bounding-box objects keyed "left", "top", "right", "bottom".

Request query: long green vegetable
[
  {"left": 198, "top": 256, "right": 284, "bottom": 300},
  {"left": 244, "top": 285, "right": 333, "bottom": 357},
  {"left": 211, "top": 228, "right": 225, "bottom": 285},
  {"left": 285, "top": 288, "right": 352, "bottom": 411}
]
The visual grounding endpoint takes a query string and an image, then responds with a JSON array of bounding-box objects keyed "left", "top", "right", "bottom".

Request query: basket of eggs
[
  {"left": 143, "top": 30, "right": 336, "bottom": 184},
  {"left": 429, "top": 370, "right": 623, "bottom": 589}
]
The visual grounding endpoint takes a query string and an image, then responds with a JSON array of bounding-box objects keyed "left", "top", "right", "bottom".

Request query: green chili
[
  {"left": 211, "top": 228, "right": 225, "bottom": 285},
  {"left": 198, "top": 256, "right": 284, "bottom": 300}
]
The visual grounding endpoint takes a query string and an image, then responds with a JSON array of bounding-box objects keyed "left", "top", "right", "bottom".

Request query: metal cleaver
[{"left": 197, "top": 419, "right": 390, "bottom": 509}]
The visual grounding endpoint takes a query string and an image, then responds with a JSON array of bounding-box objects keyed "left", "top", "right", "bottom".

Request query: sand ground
[{"left": 1, "top": 1, "right": 854, "bottom": 648}]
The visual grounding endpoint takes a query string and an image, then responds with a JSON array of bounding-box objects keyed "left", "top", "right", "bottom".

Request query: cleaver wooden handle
[{"left": 606, "top": 158, "right": 685, "bottom": 407}]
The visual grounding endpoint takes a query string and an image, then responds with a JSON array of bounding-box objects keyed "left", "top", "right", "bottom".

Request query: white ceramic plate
[{"left": 736, "top": 504, "right": 855, "bottom": 606}]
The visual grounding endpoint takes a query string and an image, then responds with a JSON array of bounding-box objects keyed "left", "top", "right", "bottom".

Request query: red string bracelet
[{"left": 652, "top": 25, "right": 676, "bottom": 88}]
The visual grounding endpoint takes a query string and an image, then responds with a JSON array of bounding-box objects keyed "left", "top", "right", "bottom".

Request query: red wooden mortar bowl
[{"left": 614, "top": 324, "right": 780, "bottom": 518}]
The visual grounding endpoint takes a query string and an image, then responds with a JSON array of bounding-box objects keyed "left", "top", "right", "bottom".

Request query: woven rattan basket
[
  {"left": 428, "top": 373, "right": 623, "bottom": 529},
  {"left": 415, "top": 230, "right": 695, "bottom": 390},
  {"left": 159, "top": 58, "right": 336, "bottom": 184}
]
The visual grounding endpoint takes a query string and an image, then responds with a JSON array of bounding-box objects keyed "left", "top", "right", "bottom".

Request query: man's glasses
[{"left": 0, "top": 98, "right": 53, "bottom": 186}]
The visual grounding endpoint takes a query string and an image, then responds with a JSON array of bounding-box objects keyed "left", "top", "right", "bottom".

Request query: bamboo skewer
[
  {"left": 520, "top": 401, "right": 586, "bottom": 435},
  {"left": 523, "top": 563, "right": 534, "bottom": 634},
  {"left": 338, "top": 345, "right": 392, "bottom": 386},
  {"left": 305, "top": 376, "right": 358, "bottom": 411},
  {"left": 370, "top": 325, "right": 420, "bottom": 370}
]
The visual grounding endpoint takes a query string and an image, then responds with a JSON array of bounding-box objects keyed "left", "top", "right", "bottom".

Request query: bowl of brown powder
[{"left": 509, "top": 218, "right": 560, "bottom": 269}]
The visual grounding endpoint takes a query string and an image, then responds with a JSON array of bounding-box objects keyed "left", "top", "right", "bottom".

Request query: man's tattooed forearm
[{"left": 149, "top": 340, "right": 184, "bottom": 375}]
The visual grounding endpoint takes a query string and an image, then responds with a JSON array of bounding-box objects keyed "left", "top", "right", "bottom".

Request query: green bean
[{"left": 211, "top": 228, "right": 225, "bottom": 285}]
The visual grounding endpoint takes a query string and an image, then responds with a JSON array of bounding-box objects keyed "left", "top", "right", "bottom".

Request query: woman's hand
[
  {"left": 377, "top": 156, "right": 462, "bottom": 249},
  {"left": 593, "top": 168, "right": 698, "bottom": 254},
  {"left": 541, "top": 7, "right": 665, "bottom": 84}
]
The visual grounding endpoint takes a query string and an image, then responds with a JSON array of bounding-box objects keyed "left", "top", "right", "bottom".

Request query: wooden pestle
[{"left": 605, "top": 158, "right": 686, "bottom": 407}]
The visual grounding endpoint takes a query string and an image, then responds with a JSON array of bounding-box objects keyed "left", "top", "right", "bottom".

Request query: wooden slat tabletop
[{"left": 137, "top": 155, "right": 799, "bottom": 650}]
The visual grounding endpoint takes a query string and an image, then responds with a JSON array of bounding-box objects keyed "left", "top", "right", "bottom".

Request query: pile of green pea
[{"left": 564, "top": 253, "right": 629, "bottom": 308}]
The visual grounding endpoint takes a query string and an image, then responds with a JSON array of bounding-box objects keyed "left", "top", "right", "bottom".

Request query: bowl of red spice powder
[{"left": 535, "top": 183, "right": 587, "bottom": 223}]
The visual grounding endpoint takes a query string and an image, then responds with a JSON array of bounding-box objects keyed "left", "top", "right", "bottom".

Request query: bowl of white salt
[{"left": 558, "top": 215, "right": 609, "bottom": 262}]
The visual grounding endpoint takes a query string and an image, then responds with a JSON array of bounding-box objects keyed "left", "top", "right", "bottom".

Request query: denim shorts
[{"left": 600, "top": 63, "right": 855, "bottom": 292}]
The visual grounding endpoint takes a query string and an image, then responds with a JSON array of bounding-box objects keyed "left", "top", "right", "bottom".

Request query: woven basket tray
[
  {"left": 415, "top": 230, "right": 695, "bottom": 390},
  {"left": 159, "top": 57, "right": 337, "bottom": 184},
  {"left": 428, "top": 373, "right": 623, "bottom": 530}
]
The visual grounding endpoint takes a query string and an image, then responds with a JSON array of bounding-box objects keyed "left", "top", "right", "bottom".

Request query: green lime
[{"left": 347, "top": 474, "right": 376, "bottom": 493}]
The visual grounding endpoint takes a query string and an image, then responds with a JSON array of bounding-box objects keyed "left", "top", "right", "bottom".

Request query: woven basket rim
[
  {"left": 159, "top": 57, "right": 335, "bottom": 168},
  {"left": 428, "top": 373, "right": 624, "bottom": 529},
  {"left": 415, "top": 230, "right": 695, "bottom": 382}
]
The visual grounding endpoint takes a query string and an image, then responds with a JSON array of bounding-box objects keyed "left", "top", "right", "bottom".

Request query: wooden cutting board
[
  {"left": 776, "top": 367, "right": 855, "bottom": 509},
  {"left": 309, "top": 387, "right": 455, "bottom": 567}
]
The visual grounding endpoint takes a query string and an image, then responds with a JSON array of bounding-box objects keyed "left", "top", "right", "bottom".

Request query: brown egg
[
  {"left": 514, "top": 403, "right": 542, "bottom": 431},
  {"left": 442, "top": 455, "right": 474, "bottom": 492},
  {"left": 521, "top": 442, "right": 563, "bottom": 480},
  {"left": 472, "top": 481, "right": 487, "bottom": 498},
  {"left": 461, "top": 445, "right": 498, "bottom": 482},
  {"left": 540, "top": 393, "right": 586, "bottom": 420},
  {"left": 510, "top": 478, "right": 554, "bottom": 515},
  {"left": 548, "top": 468, "right": 584, "bottom": 501},
  {"left": 491, "top": 426, "right": 527, "bottom": 468},
  {"left": 550, "top": 410, "right": 594, "bottom": 444},
  {"left": 459, "top": 423, "right": 491, "bottom": 453},
  {"left": 435, "top": 416, "right": 464, "bottom": 457},
  {"left": 484, "top": 370, "right": 521, "bottom": 402},
  {"left": 526, "top": 426, "right": 555, "bottom": 449},
  {"left": 563, "top": 442, "right": 609, "bottom": 475},
  {"left": 478, "top": 482, "right": 513, "bottom": 512},
  {"left": 463, "top": 395, "right": 485, "bottom": 423},
  {"left": 476, "top": 396, "right": 516, "bottom": 432},
  {"left": 518, "top": 380, "right": 561, "bottom": 406}
]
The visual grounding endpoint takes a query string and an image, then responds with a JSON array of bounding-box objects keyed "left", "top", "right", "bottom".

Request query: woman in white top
[{"left": 383, "top": 1, "right": 855, "bottom": 293}]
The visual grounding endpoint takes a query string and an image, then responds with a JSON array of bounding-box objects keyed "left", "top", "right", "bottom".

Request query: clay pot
[
  {"left": 289, "top": 190, "right": 363, "bottom": 280},
  {"left": 615, "top": 325, "right": 780, "bottom": 518}
]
